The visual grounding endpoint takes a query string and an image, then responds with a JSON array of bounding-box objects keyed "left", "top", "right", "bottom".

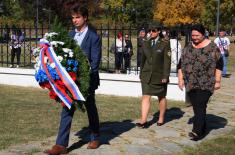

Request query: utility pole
[
  {"left": 42, "top": 8, "right": 52, "bottom": 30},
  {"left": 215, "top": 0, "right": 220, "bottom": 36}
]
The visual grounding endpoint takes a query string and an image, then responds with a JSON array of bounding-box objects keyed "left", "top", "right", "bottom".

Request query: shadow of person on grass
[
  {"left": 67, "top": 119, "right": 135, "bottom": 153},
  {"left": 148, "top": 107, "right": 185, "bottom": 126},
  {"left": 187, "top": 114, "right": 227, "bottom": 140}
]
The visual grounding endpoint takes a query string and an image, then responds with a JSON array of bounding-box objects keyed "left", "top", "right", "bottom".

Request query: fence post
[
  {"left": 29, "top": 26, "right": 32, "bottom": 65},
  {"left": 107, "top": 22, "right": 110, "bottom": 70},
  {"left": 100, "top": 24, "right": 103, "bottom": 68},
  {"left": 114, "top": 22, "right": 117, "bottom": 72},
  {"left": 22, "top": 26, "right": 26, "bottom": 67},
  {"left": 0, "top": 25, "right": 3, "bottom": 66},
  {"left": 121, "top": 25, "right": 124, "bottom": 71},
  {"left": 6, "top": 26, "right": 9, "bottom": 66}
]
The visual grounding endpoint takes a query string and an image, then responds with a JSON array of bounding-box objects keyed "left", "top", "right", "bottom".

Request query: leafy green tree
[
  {"left": 201, "top": 0, "right": 235, "bottom": 32},
  {"left": 2, "top": 0, "right": 24, "bottom": 20},
  {"left": 100, "top": 0, "right": 154, "bottom": 27},
  {"left": 153, "top": 0, "right": 203, "bottom": 26}
]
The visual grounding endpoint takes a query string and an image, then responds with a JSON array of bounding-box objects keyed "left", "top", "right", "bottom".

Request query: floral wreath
[{"left": 33, "top": 22, "right": 90, "bottom": 111}]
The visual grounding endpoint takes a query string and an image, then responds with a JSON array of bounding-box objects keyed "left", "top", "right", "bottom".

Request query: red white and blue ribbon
[{"left": 39, "top": 41, "right": 85, "bottom": 109}]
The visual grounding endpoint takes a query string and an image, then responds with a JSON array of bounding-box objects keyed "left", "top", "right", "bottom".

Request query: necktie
[{"left": 151, "top": 40, "right": 155, "bottom": 47}]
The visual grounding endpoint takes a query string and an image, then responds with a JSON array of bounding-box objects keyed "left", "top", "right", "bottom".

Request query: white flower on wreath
[
  {"left": 34, "top": 64, "right": 40, "bottom": 71},
  {"left": 34, "top": 60, "right": 41, "bottom": 71},
  {"left": 39, "top": 38, "right": 50, "bottom": 45},
  {"left": 57, "top": 55, "right": 63, "bottom": 62},
  {"left": 44, "top": 32, "right": 58, "bottom": 39},
  {"left": 62, "top": 48, "right": 72, "bottom": 53},
  {"left": 69, "top": 51, "right": 74, "bottom": 58},
  {"left": 35, "top": 56, "right": 40, "bottom": 63},
  {"left": 50, "top": 62, "right": 56, "bottom": 68},
  {"left": 33, "top": 47, "right": 41, "bottom": 57},
  {"left": 50, "top": 41, "right": 64, "bottom": 47}
]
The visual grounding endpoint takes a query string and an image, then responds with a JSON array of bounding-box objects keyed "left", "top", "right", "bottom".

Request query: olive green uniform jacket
[{"left": 140, "top": 37, "right": 171, "bottom": 84}]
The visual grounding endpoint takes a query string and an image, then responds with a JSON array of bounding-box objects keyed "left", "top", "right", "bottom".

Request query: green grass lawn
[{"left": 0, "top": 84, "right": 184, "bottom": 150}]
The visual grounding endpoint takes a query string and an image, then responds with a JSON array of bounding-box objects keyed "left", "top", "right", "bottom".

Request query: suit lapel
[{"left": 70, "top": 30, "right": 76, "bottom": 38}]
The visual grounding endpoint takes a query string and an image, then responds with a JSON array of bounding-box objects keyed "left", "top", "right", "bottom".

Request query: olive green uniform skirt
[{"left": 141, "top": 82, "right": 167, "bottom": 97}]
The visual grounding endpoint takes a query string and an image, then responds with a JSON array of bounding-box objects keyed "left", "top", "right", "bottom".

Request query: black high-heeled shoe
[
  {"left": 136, "top": 122, "right": 149, "bottom": 129},
  {"left": 188, "top": 132, "right": 200, "bottom": 141},
  {"left": 157, "top": 122, "right": 164, "bottom": 126}
]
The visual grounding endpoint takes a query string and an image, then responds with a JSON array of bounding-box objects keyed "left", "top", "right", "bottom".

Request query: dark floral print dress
[{"left": 179, "top": 42, "right": 223, "bottom": 93}]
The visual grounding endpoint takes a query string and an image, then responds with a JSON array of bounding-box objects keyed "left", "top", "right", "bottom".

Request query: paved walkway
[{"left": 0, "top": 74, "right": 234, "bottom": 155}]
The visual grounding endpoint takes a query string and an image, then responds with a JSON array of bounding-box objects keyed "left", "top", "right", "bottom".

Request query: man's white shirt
[
  {"left": 214, "top": 37, "right": 230, "bottom": 54},
  {"left": 74, "top": 26, "right": 88, "bottom": 46}
]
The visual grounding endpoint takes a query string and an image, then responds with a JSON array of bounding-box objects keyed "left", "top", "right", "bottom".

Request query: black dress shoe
[{"left": 136, "top": 122, "right": 149, "bottom": 128}]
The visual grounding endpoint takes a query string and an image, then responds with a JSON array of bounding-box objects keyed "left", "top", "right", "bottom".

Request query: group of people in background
[
  {"left": 113, "top": 32, "right": 133, "bottom": 74},
  {"left": 112, "top": 26, "right": 182, "bottom": 76}
]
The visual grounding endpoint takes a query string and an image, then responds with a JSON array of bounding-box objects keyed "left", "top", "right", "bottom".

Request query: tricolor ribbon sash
[{"left": 39, "top": 41, "right": 85, "bottom": 109}]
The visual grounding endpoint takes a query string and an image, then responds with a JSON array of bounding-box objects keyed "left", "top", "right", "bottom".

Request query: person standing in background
[
  {"left": 137, "top": 28, "right": 146, "bottom": 69},
  {"left": 9, "top": 29, "right": 23, "bottom": 68},
  {"left": 124, "top": 34, "right": 133, "bottom": 73},
  {"left": 169, "top": 30, "right": 181, "bottom": 74},
  {"left": 214, "top": 29, "right": 230, "bottom": 77},
  {"left": 115, "top": 32, "right": 125, "bottom": 74}
]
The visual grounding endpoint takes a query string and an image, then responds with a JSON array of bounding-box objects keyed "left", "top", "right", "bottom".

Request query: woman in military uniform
[{"left": 136, "top": 26, "right": 171, "bottom": 128}]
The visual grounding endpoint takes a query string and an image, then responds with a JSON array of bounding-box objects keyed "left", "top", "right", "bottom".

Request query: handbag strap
[{"left": 218, "top": 37, "right": 227, "bottom": 51}]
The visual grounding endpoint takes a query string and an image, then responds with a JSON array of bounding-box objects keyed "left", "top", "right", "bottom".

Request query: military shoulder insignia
[{"left": 167, "top": 51, "right": 171, "bottom": 57}]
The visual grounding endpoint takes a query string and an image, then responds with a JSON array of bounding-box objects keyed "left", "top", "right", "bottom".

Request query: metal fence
[{"left": 0, "top": 24, "right": 186, "bottom": 74}]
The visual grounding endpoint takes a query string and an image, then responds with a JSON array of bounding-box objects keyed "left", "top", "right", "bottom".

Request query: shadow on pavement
[
  {"left": 67, "top": 119, "right": 135, "bottom": 152},
  {"left": 222, "top": 73, "right": 232, "bottom": 78},
  {"left": 149, "top": 107, "right": 185, "bottom": 126},
  {"left": 206, "top": 114, "right": 228, "bottom": 132},
  {"left": 187, "top": 114, "right": 228, "bottom": 140}
]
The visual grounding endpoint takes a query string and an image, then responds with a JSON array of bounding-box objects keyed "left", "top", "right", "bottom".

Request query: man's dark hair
[
  {"left": 191, "top": 24, "right": 205, "bottom": 35},
  {"left": 219, "top": 29, "right": 225, "bottom": 32},
  {"left": 70, "top": 4, "right": 88, "bottom": 18}
]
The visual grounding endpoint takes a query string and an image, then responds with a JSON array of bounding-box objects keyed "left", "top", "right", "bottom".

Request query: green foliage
[
  {"left": 201, "top": 0, "right": 235, "bottom": 31},
  {"left": 101, "top": 0, "right": 154, "bottom": 27},
  {"left": 49, "top": 18, "right": 90, "bottom": 111}
]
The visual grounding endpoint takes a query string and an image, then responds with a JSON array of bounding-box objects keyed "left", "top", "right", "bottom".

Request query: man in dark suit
[{"left": 45, "top": 4, "right": 101, "bottom": 155}]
